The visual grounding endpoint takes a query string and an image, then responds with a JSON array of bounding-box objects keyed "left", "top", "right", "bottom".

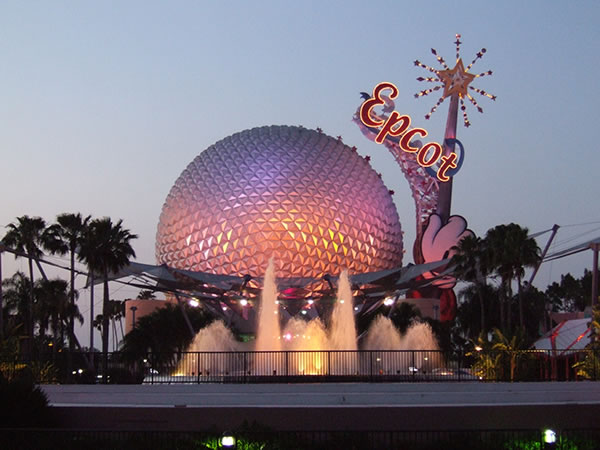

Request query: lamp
[
  {"left": 220, "top": 431, "right": 236, "bottom": 449},
  {"left": 543, "top": 428, "right": 556, "bottom": 448}
]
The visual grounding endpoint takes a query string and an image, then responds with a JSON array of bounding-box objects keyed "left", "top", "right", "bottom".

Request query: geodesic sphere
[{"left": 156, "top": 125, "right": 403, "bottom": 280}]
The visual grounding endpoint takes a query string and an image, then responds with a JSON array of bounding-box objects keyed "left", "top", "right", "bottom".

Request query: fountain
[
  {"left": 255, "top": 258, "right": 281, "bottom": 352},
  {"left": 180, "top": 260, "right": 439, "bottom": 378}
]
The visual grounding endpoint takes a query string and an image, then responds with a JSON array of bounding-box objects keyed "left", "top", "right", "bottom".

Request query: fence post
[
  {"left": 196, "top": 352, "right": 200, "bottom": 384},
  {"left": 411, "top": 351, "right": 415, "bottom": 380},
  {"left": 150, "top": 353, "right": 154, "bottom": 385}
]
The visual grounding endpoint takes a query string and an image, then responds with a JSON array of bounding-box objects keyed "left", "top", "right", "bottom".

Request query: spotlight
[
  {"left": 221, "top": 432, "right": 236, "bottom": 449},
  {"left": 543, "top": 429, "right": 556, "bottom": 447},
  {"left": 240, "top": 299, "right": 248, "bottom": 306},
  {"left": 189, "top": 299, "right": 200, "bottom": 308},
  {"left": 383, "top": 297, "right": 394, "bottom": 306}
]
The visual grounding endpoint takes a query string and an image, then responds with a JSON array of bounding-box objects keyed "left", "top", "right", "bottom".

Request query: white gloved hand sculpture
[{"left": 420, "top": 213, "right": 474, "bottom": 289}]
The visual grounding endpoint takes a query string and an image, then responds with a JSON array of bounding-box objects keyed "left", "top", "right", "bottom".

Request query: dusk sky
[{"left": 2, "top": 1, "right": 600, "bottom": 336}]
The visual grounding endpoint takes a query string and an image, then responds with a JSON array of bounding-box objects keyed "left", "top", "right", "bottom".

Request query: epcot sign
[{"left": 359, "top": 82, "right": 459, "bottom": 183}]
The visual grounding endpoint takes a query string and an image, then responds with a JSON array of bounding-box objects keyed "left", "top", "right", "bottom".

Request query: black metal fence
[
  {"left": 2, "top": 428, "right": 600, "bottom": 450},
  {"left": 1, "top": 349, "right": 597, "bottom": 384}
]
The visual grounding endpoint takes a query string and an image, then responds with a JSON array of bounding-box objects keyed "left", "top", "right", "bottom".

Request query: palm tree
[
  {"left": 34, "top": 278, "right": 83, "bottom": 352},
  {"left": 486, "top": 224, "right": 541, "bottom": 330},
  {"left": 457, "top": 283, "right": 501, "bottom": 340},
  {"left": 2, "top": 272, "right": 31, "bottom": 337},
  {"left": 94, "top": 300, "right": 126, "bottom": 351},
  {"left": 136, "top": 290, "right": 156, "bottom": 300},
  {"left": 2, "top": 216, "right": 60, "bottom": 343},
  {"left": 48, "top": 213, "right": 91, "bottom": 353},
  {"left": 78, "top": 217, "right": 137, "bottom": 382},
  {"left": 452, "top": 234, "right": 491, "bottom": 334},
  {"left": 491, "top": 327, "right": 530, "bottom": 381}
]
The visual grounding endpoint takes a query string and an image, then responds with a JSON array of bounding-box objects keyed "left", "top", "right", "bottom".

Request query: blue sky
[{"left": 2, "top": 0, "right": 600, "bottom": 311}]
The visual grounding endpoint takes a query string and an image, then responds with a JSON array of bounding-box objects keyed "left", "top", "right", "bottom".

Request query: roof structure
[
  {"left": 84, "top": 258, "right": 452, "bottom": 321},
  {"left": 533, "top": 318, "right": 592, "bottom": 355}
]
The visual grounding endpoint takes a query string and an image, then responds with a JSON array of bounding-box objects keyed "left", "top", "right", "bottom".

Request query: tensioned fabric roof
[
  {"left": 87, "top": 258, "right": 452, "bottom": 301},
  {"left": 532, "top": 318, "right": 592, "bottom": 355}
]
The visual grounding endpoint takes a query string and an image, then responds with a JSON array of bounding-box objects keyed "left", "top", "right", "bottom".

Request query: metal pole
[
  {"left": 528, "top": 224, "right": 560, "bottom": 287},
  {"left": 592, "top": 242, "right": 599, "bottom": 308},
  {"left": 90, "top": 273, "right": 95, "bottom": 357},
  {"left": 130, "top": 306, "right": 137, "bottom": 329},
  {"left": 435, "top": 94, "right": 459, "bottom": 225},
  {"left": 174, "top": 292, "right": 196, "bottom": 338}
]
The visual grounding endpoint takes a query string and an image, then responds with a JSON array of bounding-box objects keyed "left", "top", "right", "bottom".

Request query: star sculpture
[
  {"left": 413, "top": 35, "right": 496, "bottom": 127},
  {"left": 437, "top": 59, "right": 475, "bottom": 99}
]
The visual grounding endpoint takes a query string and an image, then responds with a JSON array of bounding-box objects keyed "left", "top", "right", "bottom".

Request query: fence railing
[{"left": 1, "top": 349, "right": 597, "bottom": 384}]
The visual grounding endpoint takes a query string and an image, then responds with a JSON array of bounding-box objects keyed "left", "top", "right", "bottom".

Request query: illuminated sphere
[{"left": 156, "top": 125, "right": 403, "bottom": 282}]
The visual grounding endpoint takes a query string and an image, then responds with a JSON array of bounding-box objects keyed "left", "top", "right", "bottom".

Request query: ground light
[
  {"left": 220, "top": 431, "right": 236, "bottom": 449},
  {"left": 543, "top": 428, "right": 556, "bottom": 448}
]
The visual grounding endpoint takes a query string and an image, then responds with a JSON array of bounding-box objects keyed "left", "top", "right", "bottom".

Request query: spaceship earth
[{"left": 156, "top": 125, "right": 403, "bottom": 284}]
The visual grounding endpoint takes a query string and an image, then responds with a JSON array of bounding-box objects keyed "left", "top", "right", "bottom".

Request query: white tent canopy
[{"left": 533, "top": 318, "right": 592, "bottom": 355}]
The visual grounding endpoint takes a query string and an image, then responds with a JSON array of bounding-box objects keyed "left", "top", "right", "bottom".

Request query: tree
[
  {"left": 2, "top": 273, "right": 84, "bottom": 356},
  {"left": 573, "top": 305, "right": 600, "bottom": 380},
  {"left": 34, "top": 278, "right": 83, "bottom": 352},
  {"left": 78, "top": 217, "right": 137, "bottom": 382},
  {"left": 491, "top": 327, "right": 531, "bottom": 381},
  {"left": 457, "top": 283, "right": 500, "bottom": 340},
  {"left": 120, "top": 303, "right": 214, "bottom": 368},
  {"left": 48, "top": 213, "right": 91, "bottom": 353},
  {"left": 485, "top": 224, "right": 541, "bottom": 330},
  {"left": 2, "top": 272, "right": 31, "bottom": 339},
  {"left": 2, "top": 216, "right": 60, "bottom": 343},
  {"left": 136, "top": 290, "right": 157, "bottom": 300},
  {"left": 452, "top": 235, "right": 492, "bottom": 334},
  {"left": 93, "top": 300, "right": 126, "bottom": 351},
  {"left": 545, "top": 271, "right": 592, "bottom": 313},
  {"left": 389, "top": 302, "right": 422, "bottom": 334}
]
